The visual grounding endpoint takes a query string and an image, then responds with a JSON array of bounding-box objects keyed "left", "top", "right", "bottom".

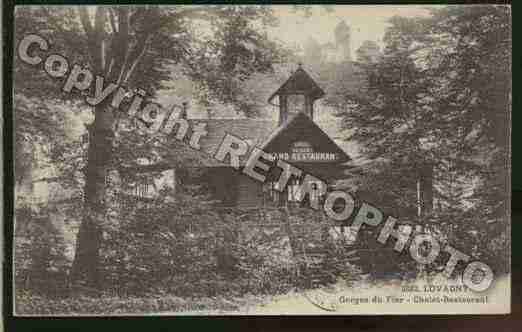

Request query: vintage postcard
[{"left": 11, "top": 4, "right": 511, "bottom": 315}]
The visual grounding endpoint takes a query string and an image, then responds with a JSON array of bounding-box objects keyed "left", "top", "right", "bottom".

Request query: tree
[
  {"left": 426, "top": 5, "right": 511, "bottom": 273},
  {"left": 303, "top": 37, "right": 323, "bottom": 65},
  {"left": 330, "top": 16, "right": 435, "bottom": 222},
  {"left": 15, "top": 5, "right": 286, "bottom": 289},
  {"left": 355, "top": 40, "right": 380, "bottom": 63},
  {"left": 329, "top": 6, "right": 510, "bottom": 276}
]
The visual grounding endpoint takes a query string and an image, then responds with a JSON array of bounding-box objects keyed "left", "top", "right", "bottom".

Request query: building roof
[
  {"left": 188, "top": 115, "right": 353, "bottom": 167},
  {"left": 259, "top": 112, "right": 351, "bottom": 164},
  {"left": 126, "top": 115, "right": 358, "bottom": 177},
  {"left": 190, "top": 119, "right": 275, "bottom": 155},
  {"left": 268, "top": 65, "right": 325, "bottom": 103},
  {"left": 183, "top": 119, "right": 272, "bottom": 167},
  {"left": 334, "top": 20, "right": 351, "bottom": 41}
]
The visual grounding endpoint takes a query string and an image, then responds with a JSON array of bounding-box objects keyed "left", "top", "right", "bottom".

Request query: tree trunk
[{"left": 70, "top": 105, "right": 114, "bottom": 290}]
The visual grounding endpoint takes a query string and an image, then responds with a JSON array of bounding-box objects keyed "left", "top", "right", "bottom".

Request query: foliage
[
  {"left": 321, "top": 6, "right": 511, "bottom": 279},
  {"left": 82, "top": 187, "right": 360, "bottom": 297},
  {"left": 15, "top": 291, "right": 240, "bottom": 315},
  {"left": 99, "top": 188, "right": 283, "bottom": 297},
  {"left": 14, "top": 204, "right": 70, "bottom": 298},
  {"left": 14, "top": 5, "right": 292, "bottom": 287},
  {"left": 13, "top": 95, "right": 71, "bottom": 185},
  {"left": 13, "top": 5, "right": 511, "bottom": 309}
]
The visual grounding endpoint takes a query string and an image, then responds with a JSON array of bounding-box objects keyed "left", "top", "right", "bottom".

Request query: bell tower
[
  {"left": 334, "top": 20, "right": 351, "bottom": 62},
  {"left": 268, "top": 64, "right": 325, "bottom": 125}
]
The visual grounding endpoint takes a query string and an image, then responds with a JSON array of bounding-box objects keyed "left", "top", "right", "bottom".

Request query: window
[
  {"left": 287, "top": 94, "right": 306, "bottom": 114},
  {"left": 308, "top": 181, "right": 325, "bottom": 204},
  {"left": 263, "top": 178, "right": 325, "bottom": 207},
  {"left": 263, "top": 182, "right": 280, "bottom": 205},
  {"left": 135, "top": 179, "right": 151, "bottom": 198},
  {"left": 288, "top": 178, "right": 301, "bottom": 202},
  {"left": 128, "top": 176, "right": 156, "bottom": 199}
]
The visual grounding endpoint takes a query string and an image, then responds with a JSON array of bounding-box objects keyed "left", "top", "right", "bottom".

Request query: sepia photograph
[{"left": 11, "top": 4, "right": 511, "bottom": 315}]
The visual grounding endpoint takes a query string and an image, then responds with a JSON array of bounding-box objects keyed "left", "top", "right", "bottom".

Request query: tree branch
[
  {"left": 78, "top": 7, "right": 94, "bottom": 38},
  {"left": 116, "top": 8, "right": 131, "bottom": 84},
  {"left": 123, "top": 34, "right": 152, "bottom": 84},
  {"left": 94, "top": 7, "right": 108, "bottom": 72},
  {"left": 170, "top": 6, "right": 218, "bottom": 21},
  {"left": 78, "top": 7, "right": 107, "bottom": 74},
  {"left": 108, "top": 8, "right": 118, "bottom": 34},
  {"left": 32, "top": 176, "right": 67, "bottom": 184}
]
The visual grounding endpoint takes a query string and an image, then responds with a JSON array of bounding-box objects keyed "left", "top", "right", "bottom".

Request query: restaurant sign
[{"left": 268, "top": 141, "right": 339, "bottom": 162}]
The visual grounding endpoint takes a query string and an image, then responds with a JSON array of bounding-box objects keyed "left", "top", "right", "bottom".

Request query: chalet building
[
  {"left": 119, "top": 64, "right": 355, "bottom": 209},
  {"left": 189, "top": 64, "right": 354, "bottom": 208},
  {"left": 124, "top": 63, "right": 434, "bottom": 216}
]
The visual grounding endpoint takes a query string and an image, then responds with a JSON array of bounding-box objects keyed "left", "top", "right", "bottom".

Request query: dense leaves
[
  {"left": 14, "top": 5, "right": 511, "bottom": 310},
  {"left": 328, "top": 6, "right": 511, "bottom": 276},
  {"left": 14, "top": 5, "right": 291, "bottom": 288}
]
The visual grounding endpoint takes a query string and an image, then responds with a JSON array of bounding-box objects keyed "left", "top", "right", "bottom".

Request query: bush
[
  {"left": 97, "top": 192, "right": 362, "bottom": 297},
  {"left": 14, "top": 205, "right": 70, "bottom": 298},
  {"left": 16, "top": 184, "right": 364, "bottom": 313}
]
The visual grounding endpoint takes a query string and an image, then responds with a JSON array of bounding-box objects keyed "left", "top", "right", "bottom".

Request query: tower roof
[
  {"left": 268, "top": 65, "right": 325, "bottom": 103},
  {"left": 334, "top": 20, "right": 351, "bottom": 40},
  {"left": 259, "top": 112, "right": 351, "bottom": 165}
]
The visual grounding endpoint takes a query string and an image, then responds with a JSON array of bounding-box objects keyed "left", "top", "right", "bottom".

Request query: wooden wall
[
  {"left": 235, "top": 175, "right": 264, "bottom": 208},
  {"left": 203, "top": 167, "right": 239, "bottom": 207},
  {"left": 202, "top": 167, "right": 265, "bottom": 208}
]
